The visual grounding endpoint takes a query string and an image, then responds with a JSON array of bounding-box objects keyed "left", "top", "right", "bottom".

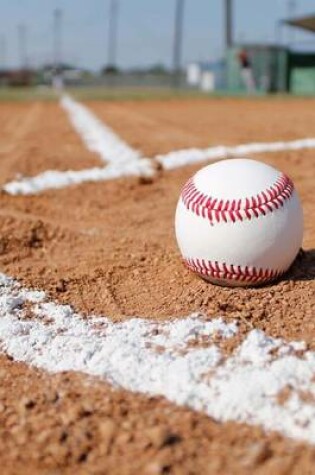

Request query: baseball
[{"left": 175, "top": 158, "right": 303, "bottom": 287}]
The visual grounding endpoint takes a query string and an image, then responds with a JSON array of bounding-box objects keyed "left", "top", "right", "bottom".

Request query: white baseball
[{"left": 175, "top": 158, "right": 303, "bottom": 286}]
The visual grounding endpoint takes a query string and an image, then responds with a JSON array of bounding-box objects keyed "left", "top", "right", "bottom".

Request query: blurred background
[{"left": 0, "top": 0, "right": 315, "bottom": 95}]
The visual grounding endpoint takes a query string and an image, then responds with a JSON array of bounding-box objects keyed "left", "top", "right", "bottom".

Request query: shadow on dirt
[{"left": 286, "top": 248, "right": 315, "bottom": 282}]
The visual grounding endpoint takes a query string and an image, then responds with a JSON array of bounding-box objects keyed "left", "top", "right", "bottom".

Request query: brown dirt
[
  {"left": 0, "top": 97, "right": 314, "bottom": 474},
  {"left": 0, "top": 102, "right": 100, "bottom": 185},
  {"left": 88, "top": 97, "right": 315, "bottom": 156},
  {"left": 1, "top": 355, "right": 315, "bottom": 475},
  {"left": 0, "top": 149, "right": 313, "bottom": 344}
]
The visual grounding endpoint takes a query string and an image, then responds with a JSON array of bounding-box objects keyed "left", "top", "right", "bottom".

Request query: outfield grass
[
  {"left": 0, "top": 86, "right": 59, "bottom": 101},
  {"left": 0, "top": 85, "right": 312, "bottom": 103},
  {"left": 56, "top": 87, "right": 307, "bottom": 102},
  {"left": 67, "top": 86, "right": 217, "bottom": 102},
  {"left": 0, "top": 85, "right": 215, "bottom": 102}
]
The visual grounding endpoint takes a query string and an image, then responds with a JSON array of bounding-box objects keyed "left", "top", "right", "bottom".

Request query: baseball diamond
[
  {"left": 2, "top": 1, "right": 315, "bottom": 472},
  {"left": 0, "top": 92, "right": 314, "bottom": 475}
]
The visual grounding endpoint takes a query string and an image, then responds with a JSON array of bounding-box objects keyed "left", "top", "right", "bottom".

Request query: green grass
[
  {"left": 67, "top": 86, "right": 214, "bottom": 102},
  {"left": 0, "top": 85, "right": 313, "bottom": 103},
  {"left": 0, "top": 85, "right": 211, "bottom": 102},
  {"left": 66, "top": 86, "right": 306, "bottom": 102},
  {"left": 0, "top": 85, "right": 222, "bottom": 103},
  {"left": 0, "top": 86, "right": 59, "bottom": 101}
]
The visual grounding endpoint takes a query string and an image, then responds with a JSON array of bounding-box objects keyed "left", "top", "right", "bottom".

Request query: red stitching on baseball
[
  {"left": 184, "top": 257, "right": 281, "bottom": 284},
  {"left": 181, "top": 173, "right": 294, "bottom": 224}
]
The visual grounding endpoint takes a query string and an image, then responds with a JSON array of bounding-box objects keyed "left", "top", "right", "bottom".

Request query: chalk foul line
[
  {"left": 156, "top": 137, "right": 315, "bottom": 170},
  {"left": 3, "top": 95, "right": 315, "bottom": 195},
  {"left": 60, "top": 95, "right": 141, "bottom": 165},
  {"left": 0, "top": 273, "right": 315, "bottom": 444},
  {"left": 3, "top": 161, "right": 154, "bottom": 195}
]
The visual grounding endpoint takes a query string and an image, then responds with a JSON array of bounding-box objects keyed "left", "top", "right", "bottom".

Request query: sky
[{"left": 0, "top": 0, "right": 314, "bottom": 70}]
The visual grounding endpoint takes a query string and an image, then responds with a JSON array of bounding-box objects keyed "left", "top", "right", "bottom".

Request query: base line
[
  {"left": 3, "top": 95, "right": 315, "bottom": 195},
  {"left": 156, "top": 137, "right": 315, "bottom": 170},
  {"left": 0, "top": 273, "right": 315, "bottom": 445}
]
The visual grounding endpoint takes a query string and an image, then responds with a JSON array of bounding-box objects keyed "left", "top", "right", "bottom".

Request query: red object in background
[{"left": 238, "top": 49, "right": 251, "bottom": 69}]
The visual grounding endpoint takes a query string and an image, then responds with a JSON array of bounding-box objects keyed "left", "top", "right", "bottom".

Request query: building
[
  {"left": 225, "top": 13, "right": 315, "bottom": 95},
  {"left": 283, "top": 13, "right": 315, "bottom": 94}
]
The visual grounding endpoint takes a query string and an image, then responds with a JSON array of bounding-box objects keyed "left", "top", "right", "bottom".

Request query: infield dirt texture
[{"left": 0, "top": 95, "right": 314, "bottom": 474}]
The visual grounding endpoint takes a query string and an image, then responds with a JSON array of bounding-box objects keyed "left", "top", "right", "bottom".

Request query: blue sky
[{"left": 0, "top": 0, "right": 314, "bottom": 70}]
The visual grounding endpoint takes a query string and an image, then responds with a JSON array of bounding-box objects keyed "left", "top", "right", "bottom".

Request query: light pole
[
  {"left": 0, "top": 35, "right": 6, "bottom": 70},
  {"left": 18, "top": 23, "right": 28, "bottom": 69},
  {"left": 53, "top": 8, "right": 63, "bottom": 72},
  {"left": 224, "top": 0, "right": 233, "bottom": 50},
  {"left": 287, "top": 0, "right": 296, "bottom": 44},
  {"left": 173, "top": 0, "right": 185, "bottom": 87},
  {"left": 108, "top": 0, "right": 119, "bottom": 68}
]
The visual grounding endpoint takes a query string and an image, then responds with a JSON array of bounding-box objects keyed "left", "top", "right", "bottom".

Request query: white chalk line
[
  {"left": 1, "top": 272, "right": 315, "bottom": 445},
  {"left": 156, "top": 137, "right": 315, "bottom": 170},
  {"left": 60, "top": 95, "right": 141, "bottom": 164},
  {"left": 3, "top": 95, "right": 315, "bottom": 195},
  {"left": 3, "top": 95, "right": 154, "bottom": 195}
]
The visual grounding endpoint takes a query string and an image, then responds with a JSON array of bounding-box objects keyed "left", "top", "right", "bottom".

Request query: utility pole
[
  {"left": 0, "top": 35, "right": 6, "bottom": 70},
  {"left": 224, "top": 0, "right": 233, "bottom": 50},
  {"left": 173, "top": 0, "right": 185, "bottom": 86},
  {"left": 275, "top": 21, "right": 283, "bottom": 46},
  {"left": 287, "top": 0, "right": 296, "bottom": 44},
  {"left": 18, "top": 23, "right": 28, "bottom": 70},
  {"left": 108, "top": 0, "right": 119, "bottom": 68},
  {"left": 53, "top": 8, "right": 63, "bottom": 72}
]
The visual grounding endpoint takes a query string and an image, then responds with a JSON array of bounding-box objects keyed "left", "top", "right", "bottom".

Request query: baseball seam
[
  {"left": 181, "top": 173, "right": 294, "bottom": 224},
  {"left": 184, "top": 257, "right": 282, "bottom": 284}
]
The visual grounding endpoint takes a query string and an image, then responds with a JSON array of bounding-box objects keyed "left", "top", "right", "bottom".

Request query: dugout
[
  {"left": 226, "top": 13, "right": 315, "bottom": 94},
  {"left": 284, "top": 14, "right": 315, "bottom": 94},
  {"left": 226, "top": 44, "right": 289, "bottom": 93}
]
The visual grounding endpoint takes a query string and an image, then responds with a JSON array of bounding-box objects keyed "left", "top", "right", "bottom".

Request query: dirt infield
[
  {"left": 89, "top": 97, "right": 315, "bottom": 156},
  {"left": 2, "top": 355, "right": 315, "bottom": 475},
  {"left": 0, "top": 102, "right": 100, "bottom": 185},
  {"left": 0, "top": 97, "right": 314, "bottom": 474}
]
